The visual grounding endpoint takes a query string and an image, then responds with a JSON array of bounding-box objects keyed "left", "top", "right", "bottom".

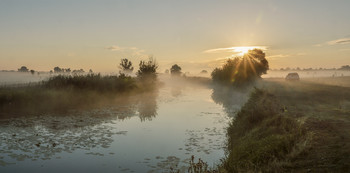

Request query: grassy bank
[
  {"left": 221, "top": 77, "right": 350, "bottom": 172},
  {"left": 0, "top": 74, "right": 156, "bottom": 116}
]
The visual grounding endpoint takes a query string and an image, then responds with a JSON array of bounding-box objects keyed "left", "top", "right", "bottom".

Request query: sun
[
  {"left": 234, "top": 47, "right": 253, "bottom": 55},
  {"left": 233, "top": 46, "right": 264, "bottom": 56}
]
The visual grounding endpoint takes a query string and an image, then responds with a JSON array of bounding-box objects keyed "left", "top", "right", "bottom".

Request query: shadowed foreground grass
[
  {"left": 0, "top": 74, "right": 156, "bottom": 116},
  {"left": 223, "top": 88, "right": 304, "bottom": 172},
  {"left": 221, "top": 77, "right": 350, "bottom": 172}
]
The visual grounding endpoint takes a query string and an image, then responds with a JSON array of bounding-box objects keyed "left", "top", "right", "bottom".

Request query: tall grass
[
  {"left": 0, "top": 74, "right": 153, "bottom": 116},
  {"left": 222, "top": 88, "right": 305, "bottom": 172}
]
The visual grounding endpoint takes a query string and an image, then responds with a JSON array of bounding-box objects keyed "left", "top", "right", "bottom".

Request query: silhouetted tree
[
  {"left": 119, "top": 58, "right": 134, "bottom": 74},
  {"left": 30, "top": 70, "right": 35, "bottom": 75},
  {"left": 54, "top": 67, "right": 63, "bottom": 73},
  {"left": 137, "top": 57, "right": 158, "bottom": 81},
  {"left": 170, "top": 64, "right": 182, "bottom": 76},
  {"left": 89, "top": 69, "right": 93, "bottom": 73},
  {"left": 211, "top": 49, "right": 269, "bottom": 87},
  {"left": 18, "top": 66, "right": 29, "bottom": 72},
  {"left": 339, "top": 65, "right": 350, "bottom": 70},
  {"left": 200, "top": 70, "right": 208, "bottom": 74},
  {"left": 72, "top": 69, "right": 85, "bottom": 73}
]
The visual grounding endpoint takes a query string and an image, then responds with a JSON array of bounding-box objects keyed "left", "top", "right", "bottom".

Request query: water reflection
[
  {"left": 171, "top": 86, "right": 182, "bottom": 97},
  {"left": 0, "top": 88, "right": 159, "bottom": 166},
  {"left": 137, "top": 89, "right": 159, "bottom": 121},
  {"left": 0, "top": 83, "right": 238, "bottom": 172},
  {"left": 211, "top": 85, "right": 250, "bottom": 115}
]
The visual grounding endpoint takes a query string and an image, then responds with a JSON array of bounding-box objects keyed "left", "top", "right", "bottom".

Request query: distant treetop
[
  {"left": 18, "top": 66, "right": 29, "bottom": 72},
  {"left": 170, "top": 64, "right": 182, "bottom": 76},
  {"left": 119, "top": 58, "right": 134, "bottom": 74}
]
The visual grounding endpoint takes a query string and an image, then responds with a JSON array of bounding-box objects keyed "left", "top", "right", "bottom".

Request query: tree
[
  {"left": 339, "top": 65, "right": 350, "bottom": 70},
  {"left": 137, "top": 57, "right": 158, "bottom": 80},
  {"left": 119, "top": 58, "right": 134, "bottom": 74},
  {"left": 54, "top": 67, "right": 63, "bottom": 73},
  {"left": 211, "top": 49, "right": 269, "bottom": 87},
  {"left": 200, "top": 70, "right": 208, "bottom": 74},
  {"left": 170, "top": 64, "right": 182, "bottom": 76},
  {"left": 30, "top": 70, "right": 35, "bottom": 75},
  {"left": 72, "top": 69, "right": 85, "bottom": 73},
  {"left": 18, "top": 66, "right": 29, "bottom": 72}
]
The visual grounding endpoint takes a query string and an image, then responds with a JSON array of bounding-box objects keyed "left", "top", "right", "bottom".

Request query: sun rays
[
  {"left": 204, "top": 46, "right": 267, "bottom": 56},
  {"left": 228, "top": 50, "right": 263, "bottom": 83}
]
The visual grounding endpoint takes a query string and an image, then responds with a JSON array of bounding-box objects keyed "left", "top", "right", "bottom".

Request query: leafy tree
[
  {"left": 54, "top": 67, "right": 63, "bottom": 73},
  {"left": 170, "top": 64, "right": 182, "bottom": 76},
  {"left": 211, "top": 49, "right": 269, "bottom": 87},
  {"left": 18, "top": 66, "right": 29, "bottom": 72},
  {"left": 119, "top": 58, "right": 134, "bottom": 74},
  {"left": 30, "top": 70, "right": 35, "bottom": 75},
  {"left": 137, "top": 57, "right": 158, "bottom": 80}
]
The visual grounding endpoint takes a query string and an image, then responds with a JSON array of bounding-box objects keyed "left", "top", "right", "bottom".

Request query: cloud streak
[
  {"left": 267, "top": 53, "right": 306, "bottom": 60},
  {"left": 106, "top": 45, "right": 141, "bottom": 51},
  {"left": 328, "top": 38, "right": 350, "bottom": 45},
  {"left": 106, "top": 45, "right": 147, "bottom": 58},
  {"left": 203, "top": 46, "right": 267, "bottom": 54}
]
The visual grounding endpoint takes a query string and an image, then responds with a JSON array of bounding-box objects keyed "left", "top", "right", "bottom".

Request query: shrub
[{"left": 137, "top": 57, "right": 158, "bottom": 81}]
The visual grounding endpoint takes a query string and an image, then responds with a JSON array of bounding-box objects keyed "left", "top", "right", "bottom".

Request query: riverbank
[
  {"left": 0, "top": 74, "right": 158, "bottom": 117},
  {"left": 221, "top": 77, "right": 350, "bottom": 172}
]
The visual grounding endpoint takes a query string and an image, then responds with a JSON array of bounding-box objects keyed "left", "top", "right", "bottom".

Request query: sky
[{"left": 0, "top": 0, "right": 350, "bottom": 73}]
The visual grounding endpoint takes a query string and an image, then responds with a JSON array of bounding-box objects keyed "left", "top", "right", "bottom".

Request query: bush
[
  {"left": 137, "top": 57, "right": 158, "bottom": 81},
  {"left": 44, "top": 73, "right": 136, "bottom": 92}
]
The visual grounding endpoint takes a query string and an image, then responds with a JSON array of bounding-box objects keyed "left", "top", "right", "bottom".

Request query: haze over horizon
[{"left": 1, "top": 0, "right": 349, "bottom": 73}]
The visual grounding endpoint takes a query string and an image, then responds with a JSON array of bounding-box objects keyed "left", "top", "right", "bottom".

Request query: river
[{"left": 0, "top": 77, "right": 247, "bottom": 172}]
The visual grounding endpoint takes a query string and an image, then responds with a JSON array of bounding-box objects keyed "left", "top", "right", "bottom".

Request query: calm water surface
[{"left": 0, "top": 82, "right": 245, "bottom": 172}]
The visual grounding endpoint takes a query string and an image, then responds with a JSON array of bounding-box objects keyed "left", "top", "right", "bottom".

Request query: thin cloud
[
  {"left": 267, "top": 53, "right": 306, "bottom": 60},
  {"left": 203, "top": 46, "right": 267, "bottom": 54},
  {"left": 268, "top": 54, "right": 290, "bottom": 59},
  {"left": 327, "top": 38, "right": 350, "bottom": 45},
  {"left": 106, "top": 45, "right": 147, "bottom": 58}
]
